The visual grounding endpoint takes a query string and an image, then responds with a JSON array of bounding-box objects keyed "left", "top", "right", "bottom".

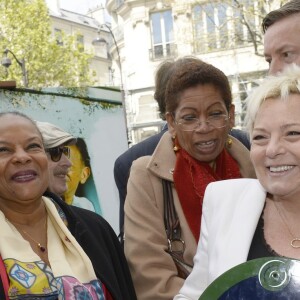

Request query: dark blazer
[
  {"left": 231, "top": 128, "right": 251, "bottom": 150},
  {"left": 114, "top": 125, "right": 168, "bottom": 234},
  {"left": 0, "top": 192, "right": 137, "bottom": 300},
  {"left": 113, "top": 125, "right": 250, "bottom": 238}
]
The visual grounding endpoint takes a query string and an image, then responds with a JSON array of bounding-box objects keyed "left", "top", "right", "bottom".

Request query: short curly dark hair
[
  {"left": 165, "top": 57, "right": 232, "bottom": 114},
  {"left": 262, "top": 0, "right": 300, "bottom": 33}
]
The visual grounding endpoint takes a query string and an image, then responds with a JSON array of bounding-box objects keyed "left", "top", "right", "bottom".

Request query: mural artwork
[{"left": 0, "top": 86, "right": 128, "bottom": 233}]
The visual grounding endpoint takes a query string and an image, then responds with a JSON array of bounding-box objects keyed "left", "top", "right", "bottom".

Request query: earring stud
[{"left": 227, "top": 136, "right": 233, "bottom": 148}]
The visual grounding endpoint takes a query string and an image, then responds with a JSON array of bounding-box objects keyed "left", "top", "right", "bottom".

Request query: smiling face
[
  {"left": 0, "top": 114, "right": 49, "bottom": 208},
  {"left": 47, "top": 149, "right": 72, "bottom": 196},
  {"left": 250, "top": 95, "right": 300, "bottom": 199},
  {"left": 166, "top": 84, "right": 234, "bottom": 164},
  {"left": 264, "top": 13, "right": 300, "bottom": 75}
]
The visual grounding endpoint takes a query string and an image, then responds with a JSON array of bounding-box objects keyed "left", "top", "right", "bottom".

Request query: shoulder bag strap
[
  {"left": 162, "top": 179, "right": 181, "bottom": 244},
  {"left": 162, "top": 179, "right": 193, "bottom": 279}
]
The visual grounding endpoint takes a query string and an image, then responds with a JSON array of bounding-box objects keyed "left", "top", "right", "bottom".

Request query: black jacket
[{"left": 0, "top": 192, "right": 137, "bottom": 300}]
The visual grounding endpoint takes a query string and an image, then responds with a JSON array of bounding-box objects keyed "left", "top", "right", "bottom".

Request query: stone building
[
  {"left": 48, "top": 0, "right": 283, "bottom": 144},
  {"left": 48, "top": 1, "right": 115, "bottom": 88},
  {"left": 105, "top": 0, "right": 279, "bottom": 144}
]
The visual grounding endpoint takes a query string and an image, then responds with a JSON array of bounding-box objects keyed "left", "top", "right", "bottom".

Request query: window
[
  {"left": 135, "top": 127, "right": 159, "bottom": 143},
  {"left": 218, "top": 4, "right": 228, "bottom": 48},
  {"left": 77, "top": 34, "right": 84, "bottom": 52},
  {"left": 193, "top": 5, "right": 205, "bottom": 53},
  {"left": 136, "top": 95, "right": 160, "bottom": 123},
  {"left": 233, "top": 7, "right": 244, "bottom": 46},
  {"left": 236, "top": 71, "right": 266, "bottom": 125},
  {"left": 193, "top": 3, "right": 229, "bottom": 52},
  {"left": 192, "top": 1, "right": 256, "bottom": 53},
  {"left": 54, "top": 28, "right": 63, "bottom": 46},
  {"left": 150, "top": 10, "right": 174, "bottom": 60},
  {"left": 205, "top": 3, "right": 217, "bottom": 50},
  {"left": 232, "top": 0, "right": 256, "bottom": 46},
  {"left": 116, "top": 0, "right": 124, "bottom": 8}
]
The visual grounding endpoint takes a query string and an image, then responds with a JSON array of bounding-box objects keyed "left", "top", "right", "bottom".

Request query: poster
[{"left": 0, "top": 86, "right": 128, "bottom": 233}]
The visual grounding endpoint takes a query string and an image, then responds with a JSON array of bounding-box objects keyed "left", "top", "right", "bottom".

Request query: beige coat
[{"left": 124, "top": 132, "right": 255, "bottom": 300}]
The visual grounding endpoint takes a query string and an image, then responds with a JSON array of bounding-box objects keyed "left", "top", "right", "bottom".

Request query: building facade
[{"left": 48, "top": 2, "right": 116, "bottom": 88}]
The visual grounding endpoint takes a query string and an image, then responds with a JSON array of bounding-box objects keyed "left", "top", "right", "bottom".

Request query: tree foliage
[{"left": 0, "top": 0, "right": 95, "bottom": 88}]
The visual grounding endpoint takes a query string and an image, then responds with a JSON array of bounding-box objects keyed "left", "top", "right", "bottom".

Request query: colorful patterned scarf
[{"left": 0, "top": 198, "right": 106, "bottom": 300}]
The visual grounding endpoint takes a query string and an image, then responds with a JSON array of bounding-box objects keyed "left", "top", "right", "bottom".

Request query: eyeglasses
[
  {"left": 174, "top": 114, "right": 230, "bottom": 131},
  {"left": 46, "top": 146, "right": 70, "bottom": 162}
]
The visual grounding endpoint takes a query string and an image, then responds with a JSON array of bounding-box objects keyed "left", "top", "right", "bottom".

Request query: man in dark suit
[{"left": 114, "top": 59, "right": 174, "bottom": 240}]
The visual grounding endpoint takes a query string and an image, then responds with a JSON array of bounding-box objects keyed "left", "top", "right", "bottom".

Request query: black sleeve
[
  {"left": 113, "top": 155, "right": 130, "bottom": 235},
  {"left": 63, "top": 205, "right": 137, "bottom": 300},
  {"left": 0, "top": 280, "right": 4, "bottom": 299}
]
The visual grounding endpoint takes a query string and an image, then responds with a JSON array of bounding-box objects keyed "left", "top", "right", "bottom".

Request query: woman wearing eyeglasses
[
  {"left": 124, "top": 57, "right": 256, "bottom": 299},
  {"left": 0, "top": 112, "right": 137, "bottom": 299}
]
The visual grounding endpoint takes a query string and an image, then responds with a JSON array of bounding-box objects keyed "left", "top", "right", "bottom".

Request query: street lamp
[
  {"left": 93, "top": 24, "right": 123, "bottom": 89},
  {"left": 92, "top": 24, "right": 129, "bottom": 142},
  {"left": 1, "top": 49, "right": 28, "bottom": 87}
]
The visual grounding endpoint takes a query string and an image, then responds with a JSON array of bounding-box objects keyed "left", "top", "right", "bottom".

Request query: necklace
[
  {"left": 273, "top": 201, "right": 300, "bottom": 249},
  {"left": 20, "top": 228, "right": 47, "bottom": 252},
  {"left": 12, "top": 218, "right": 47, "bottom": 253}
]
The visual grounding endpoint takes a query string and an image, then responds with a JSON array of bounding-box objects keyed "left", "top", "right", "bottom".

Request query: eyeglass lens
[
  {"left": 48, "top": 146, "right": 70, "bottom": 162},
  {"left": 176, "top": 115, "right": 229, "bottom": 131}
]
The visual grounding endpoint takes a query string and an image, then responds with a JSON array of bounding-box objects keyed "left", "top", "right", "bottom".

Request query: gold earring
[
  {"left": 172, "top": 134, "right": 179, "bottom": 152},
  {"left": 227, "top": 136, "right": 233, "bottom": 148}
]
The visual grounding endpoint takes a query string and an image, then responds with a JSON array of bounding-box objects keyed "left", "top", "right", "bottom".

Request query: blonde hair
[{"left": 245, "top": 64, "right": 300, "bottom": 139}]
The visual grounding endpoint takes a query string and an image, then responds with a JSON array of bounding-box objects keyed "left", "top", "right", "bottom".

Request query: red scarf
[{"left": 173, "top": 142, "right": 241, "bottom": 242}]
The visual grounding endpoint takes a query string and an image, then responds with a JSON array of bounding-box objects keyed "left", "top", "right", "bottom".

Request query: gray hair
[{"left": 245, "top": 64, "right": 300, "bottom": 139}]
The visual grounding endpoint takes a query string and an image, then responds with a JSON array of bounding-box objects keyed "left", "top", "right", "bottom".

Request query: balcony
[{"left": 149, "top": 43, "right": 177, "bottom": 61}]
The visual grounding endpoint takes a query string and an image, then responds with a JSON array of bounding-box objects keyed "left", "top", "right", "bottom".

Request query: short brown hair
[
  {"left": 165, "top": 57, "right": 232, "bottom": 114},
  {"left": 262, "top": 0, "right": 300, "bottom": 33},
  {"left": 154, "top": 57, "right": 204, "bottom": 120},
  {"left": 153, "top": 59, "right": 175, "bottom": 120}
]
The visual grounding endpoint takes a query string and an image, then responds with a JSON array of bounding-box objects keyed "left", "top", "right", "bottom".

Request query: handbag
[{"left": 163, "top": 179, "right": 193, "bottom": 279}]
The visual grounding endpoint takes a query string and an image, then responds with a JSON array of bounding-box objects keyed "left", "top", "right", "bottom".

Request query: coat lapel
[{"left": 219, "top": 180, "right": 266, "bottom": 276}]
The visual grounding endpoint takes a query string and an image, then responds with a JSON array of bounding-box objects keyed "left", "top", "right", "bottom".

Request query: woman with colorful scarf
[
  {"left": 0, "top": 111, "right": 136, "bottom": 300},
  {"left": 124, "top": 57, "right": 256, "bottom": 299}
]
